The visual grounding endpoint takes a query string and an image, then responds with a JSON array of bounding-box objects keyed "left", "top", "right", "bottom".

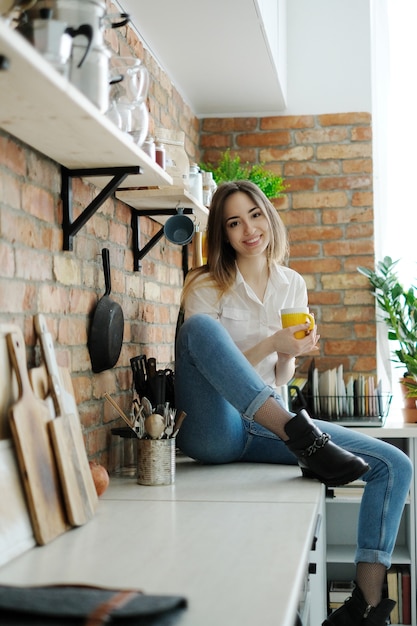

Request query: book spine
[
  {"left": 387, "top": 567, "right": 400, "bottom": 624},
  {"left": 401, "top": 566, "right": 411, "bottom": 625}
]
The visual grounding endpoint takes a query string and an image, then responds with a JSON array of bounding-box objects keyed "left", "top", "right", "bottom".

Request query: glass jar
[
  {"left": 154, "top": 129, "right": 189, "bottom": 187},
  {"left": 142, "top": 135, "right": 156, "bottom": 160},
  {"left": 202, "top": 170, "right": 216, "bottom": 206},
  {"left": 155, "top": 141, "right": 166, "bottom": 169},
  {"left": 189, "top": 163, "right": 203, "bottom": 204}
]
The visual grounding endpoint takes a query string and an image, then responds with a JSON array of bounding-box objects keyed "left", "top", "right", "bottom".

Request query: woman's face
[{"left": 223, "top": 191, "right": 271, "bottom": 261}]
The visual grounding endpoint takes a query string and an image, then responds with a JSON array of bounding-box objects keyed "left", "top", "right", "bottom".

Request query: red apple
[{"left": 89, "top": 461, "right": 109, "bottom": 496}]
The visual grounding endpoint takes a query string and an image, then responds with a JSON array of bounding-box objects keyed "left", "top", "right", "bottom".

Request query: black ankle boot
[
  {"left": 284, "top": 410, "right": 369, "bottom": 487},
  {"left": 322, "top": 585, "right": 396, "bottom": 626}
]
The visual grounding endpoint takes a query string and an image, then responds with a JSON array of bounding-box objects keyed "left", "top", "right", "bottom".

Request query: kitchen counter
[{"left": 0, "top": 456, "right": 323, "bottom": 626}]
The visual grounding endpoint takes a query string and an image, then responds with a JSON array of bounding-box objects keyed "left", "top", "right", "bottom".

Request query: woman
[{"left": 175, "top": 181, "right": 412, "bottom": 626}]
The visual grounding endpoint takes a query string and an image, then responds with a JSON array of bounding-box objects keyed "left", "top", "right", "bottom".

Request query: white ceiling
[{"left": 118, "top": 0, "right": 286, "bottom": 118}]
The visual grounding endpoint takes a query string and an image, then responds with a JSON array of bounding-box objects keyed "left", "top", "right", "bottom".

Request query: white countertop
[{"left": 0, "top": 458, "right": 323, "bottom": 626}]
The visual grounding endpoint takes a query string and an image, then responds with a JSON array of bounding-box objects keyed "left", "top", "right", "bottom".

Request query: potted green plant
[
  {"left": 357, "top": 256, "right": 417, "bottom": 403},
  {"left": 200, "top": 149, "right": 286, "bottom": 200}
]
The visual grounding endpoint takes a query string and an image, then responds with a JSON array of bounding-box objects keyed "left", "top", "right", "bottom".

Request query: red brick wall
[
  {"left": 200, "top": 113, "right": 376, "bottom": 376},
  {"left": 0, "top": 14, "right": 376, "bottom": 465},
  {"left": 0, "top": 18, "right": 200, "bottom": 465}
]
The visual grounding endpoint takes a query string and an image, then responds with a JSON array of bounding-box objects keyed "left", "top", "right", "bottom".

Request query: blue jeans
[{"left": 175, "top": 314, "right": 413, "bottom": 568}]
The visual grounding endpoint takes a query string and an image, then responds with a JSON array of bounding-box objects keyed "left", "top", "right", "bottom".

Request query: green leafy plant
[
  {"left": 357, "top": 256, "right": 417, "bottom": 385},
  {"left": 200, "top": 149, "right": 286, "bottom": 199}
]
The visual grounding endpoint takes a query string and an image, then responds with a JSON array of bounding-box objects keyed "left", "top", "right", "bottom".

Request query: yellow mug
[{"left": 281, "top": 307, "right": 315, "bottom": 339}]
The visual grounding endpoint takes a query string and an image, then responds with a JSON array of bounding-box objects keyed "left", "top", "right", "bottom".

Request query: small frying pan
[{"left": 88, "top": 248, "right": 124, "bottom": 373}]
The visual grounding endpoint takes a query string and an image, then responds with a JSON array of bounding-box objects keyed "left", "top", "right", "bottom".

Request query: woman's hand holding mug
[{"left": 280, "top": 307, "right": 315, "bottom": 339}]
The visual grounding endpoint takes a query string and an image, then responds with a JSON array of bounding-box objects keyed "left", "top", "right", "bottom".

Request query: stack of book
[
  {"left": 328, "top": 571, "right": 411, "bottom": 624},
  {"left": 328, "top": 580, "right": 355, "bottom": 612}
]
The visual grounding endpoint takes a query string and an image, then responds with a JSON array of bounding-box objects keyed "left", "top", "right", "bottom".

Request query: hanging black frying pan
[{"left": 88, "top": 248, "right": 124, "bottom": 373}]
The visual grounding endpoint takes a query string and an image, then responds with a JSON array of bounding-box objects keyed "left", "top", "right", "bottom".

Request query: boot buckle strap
[{"left": 305, "top": 433, "right": 330, "bottom": 456}]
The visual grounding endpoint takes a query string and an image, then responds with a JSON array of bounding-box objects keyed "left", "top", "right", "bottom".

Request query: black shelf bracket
[
  {"left": 62, "top": 165, "right": 141, "bottom": 250},
  {"left": 131, "top": 207, "right": 193, "bottom": 272}
]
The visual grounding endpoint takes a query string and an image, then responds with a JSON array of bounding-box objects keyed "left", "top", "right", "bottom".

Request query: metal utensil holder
[{"left": 137, "top": 438, "right": 175, "bottom": 485}]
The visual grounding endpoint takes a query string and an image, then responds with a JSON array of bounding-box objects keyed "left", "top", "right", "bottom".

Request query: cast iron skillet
[{"left": 88, "top": 248, "right": 124, "bottom": 373}]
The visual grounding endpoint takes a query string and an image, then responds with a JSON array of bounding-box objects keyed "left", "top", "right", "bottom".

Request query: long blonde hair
[{"left": 181, "top": 180, "right": 288, "bottom": 305}]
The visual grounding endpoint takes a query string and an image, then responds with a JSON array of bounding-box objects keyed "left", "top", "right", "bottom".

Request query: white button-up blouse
[{"left": 183, "top": 263, "right": 308, "bottom": 386}]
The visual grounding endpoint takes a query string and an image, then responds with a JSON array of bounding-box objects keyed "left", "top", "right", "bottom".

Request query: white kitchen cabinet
[
  {"left": 0, "top": 458, "right": 325, "bottom": 626},
  {"left": 308, "top": 490, "right": 327, "bottom": 624},
  {"left": 325, "top": 428, "right": 417, "bottom": 625}
]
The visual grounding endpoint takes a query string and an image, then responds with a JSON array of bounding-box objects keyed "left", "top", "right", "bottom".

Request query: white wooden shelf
[
  {"left": 116, "top": 186, "right": 209, "bottom": 227},
  {"left": 0, "top": 19, "right": 209, "bottom": 250},
  {"left": 0, "top": 19, "right": 171, "bottom": 188}
]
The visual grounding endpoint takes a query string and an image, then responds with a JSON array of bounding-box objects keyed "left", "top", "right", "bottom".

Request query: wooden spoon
[{"left": 144, "top": 413, "right": 165, "bottom": 439}]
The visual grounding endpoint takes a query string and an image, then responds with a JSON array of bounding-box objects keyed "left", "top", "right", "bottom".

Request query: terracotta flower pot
[
  {"left": 399, "top": 377, "right": 417, "bottom": 409},
  {"left": 401, "top": 407, "right": 417, "bottom": 423}
]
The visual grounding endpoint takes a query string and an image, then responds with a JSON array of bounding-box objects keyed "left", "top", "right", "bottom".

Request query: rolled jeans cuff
[
  {"left": 355, "top": 548, "right": 391, "bottom": 569},
  {"left": 242, "top": 385, "right": 276, "bottom": 421}
]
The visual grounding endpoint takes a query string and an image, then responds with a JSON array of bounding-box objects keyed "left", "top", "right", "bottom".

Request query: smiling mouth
[{"left": 244, "top": 235, "right": 261, "bottom": 246}]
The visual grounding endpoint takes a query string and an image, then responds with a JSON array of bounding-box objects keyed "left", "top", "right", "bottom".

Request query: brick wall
[
  {"left": 200, "top": 113, "right": 376, "bottom": 377},
  {"left": 0, "top": 16, "right": 200, "bottom": 465},
  {"left": 0, "top": 16, "right": 376, "bottom": 465}
]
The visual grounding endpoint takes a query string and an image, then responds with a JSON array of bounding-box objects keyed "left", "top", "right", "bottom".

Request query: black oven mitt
[{"left": 0, "top": 584, "right": 187, "bottom": 625}]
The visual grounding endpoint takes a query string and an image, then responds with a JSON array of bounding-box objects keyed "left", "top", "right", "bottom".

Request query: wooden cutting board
[
  {"left": 34, "top": 315, "right": 98, "bottom": 526},
  {"left": 7, "top": 329, "right": 68, "bottom": 545},
  {"left": 0, "top": 324, "right": 19, "bottom": 440},
  {"left": 0, "top": 324, "right": 36, "bottom": 566}
]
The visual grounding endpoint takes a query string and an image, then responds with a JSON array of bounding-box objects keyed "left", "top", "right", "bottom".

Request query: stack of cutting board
[{"left": 1, "top": 317, "right": 98, "bottom": 551}]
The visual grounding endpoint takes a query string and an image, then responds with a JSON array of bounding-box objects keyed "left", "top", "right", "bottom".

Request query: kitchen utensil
[
  {"left": 144, "top": 413, "right": 165, "bottom": 439},
  {"left": 162, "top": 407, "right": 176, "bottom": 438},
  {"left": 146, "top": 357, "right": 157, "bottom": 380},
  {"left": 108, "top": 56, "right": 149, "bottom": 103},
  {"left": 70, "top": 42, "right": 111, "bottom": 111},
  {"left": 104, "top": 392, "right": 136, "bottom": 432},
  {"left": 128, "top": 101, "right": 149, "bottom": 147},
  {"left": 164, "top": 209, "right": 195, "bottom": 245},
  {"left": 130, "top": 355, "right": 147, "bottom": 397},
  {"left": 52, "top": 1, "right": 129, "bottom": 49},
  {"left": 29, "top": 364, "right": 55, "bottom": 416},
  {"left": 17, "top": 7, "right": 93, "bottom": 77},
  {"left": 141, "top": 396, "right": 153, "bottom": 418},
  {"left": 44, "top": 1, "right": 129, "bottom": 111},
  {"left": 192, "top": 226, "right": 204, "bottom": 268},
  {"left": 88, "top": 248, "right": 124, "bottom": 373},
  {"left": 0, "top": 324, "right": 36, "bottom": 566},
  {"left": 172, "top": 410, "right": 187, "bottom": 438},
  {"left": 148, "top": 369, "right": 166, "bottom": 414},
  {"left": 132, "top": 401, "right": 145, "bottom": 439},
  {"left": 0, "top": 323, "right": 19, "bottom": 440},
  {"left": 34, "top": 314, "right": 97, "bottom": 526},
  {"left": 6, "top": 329, "right": 68, "bottom": 545},
  {"left": 107, "top": 56, "right": 149, "bottom": 144}
]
